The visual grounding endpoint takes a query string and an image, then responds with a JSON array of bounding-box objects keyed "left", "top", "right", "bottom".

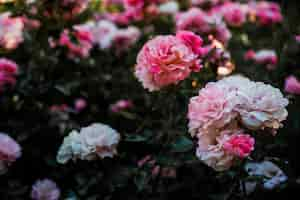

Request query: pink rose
[
  {"left": 188, "top": 84, "right": 236, "bottom": 136},
  {"left": 284, "top": 75, "right": 300, "bottom": 95},
  {"left": 135, "top": 35, "right": 200, "bottom": 91},
  {"left": 223, "top": 134, "right": 255, "bottom": 158},
  {"left": 176, "top": 30, "right": 203, "bottom": 57},
  {"left": 222, "top": 3, "right": 247, "bottom": 27},
  {"left": 0, "top": 58, "right": 18, "bottom": 91}
]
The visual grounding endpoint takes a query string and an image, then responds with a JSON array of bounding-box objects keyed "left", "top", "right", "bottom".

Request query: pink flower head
[
  {"left": 284, "top": 75, "right": 300, "bottom": 95},
  {"left": 124, "top": 0, "right": 144, "bottom": 9},
  {"left": 188, "top": 83, "right": 236, "bottom": 136},
  {"left": 222, "top": 3, "right": 247, "bottom": 27},
  {"left": 31, "top": 179, "right": 60, "bottom": 200},
  {"left": 58, "top": 24, "right": 93, "bottom": 59},
  {"left": 0, "top": 133, "right": 21, "bottom": 174},
  {"left": 244, "top": 50, "right": 256, "bottom": 60},
  {"left": 135, "top": 35, "right": 201, "bottom": 91},
  {"left": 0, "top": 58, "right": 18, "bottom": 91},
  {"left": 110, "top": 99, "right": 133, "bottom": 112},
  {"left": 176, "top": 30, "right": 203, "bottom": 57},
  {"left": 223, "top": 134, "right": 255, "bottom": 158},
  {"left": 0, "top": 12, "right": 24, "bottom": 50},
  {"left": 255, "top": 2, "right": 283, "bottom": 25},
  {"left": 113, "top": 26, "right": 141, "bottom": 53},
  {"left": 74, "top": 98, "right": 87, "bottom": 112},
  {"left": 175, "top": 8, "right": 211, "bottom": 35}
]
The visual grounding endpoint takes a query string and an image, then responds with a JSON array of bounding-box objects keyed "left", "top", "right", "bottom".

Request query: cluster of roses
[
  {"left": 56, "top": 19, "right": 141, "bottom": 59},
  {"left": 102, "top": 0, "right": 179, "bottom": 25},
  {"left": 187, "top": 76, "right": 288, "bottom": 170}
]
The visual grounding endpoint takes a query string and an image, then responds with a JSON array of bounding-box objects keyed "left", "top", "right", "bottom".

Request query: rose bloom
[
  {"left": 196, "top": 128, "right": 254, "bottom": 171},
  {"left": 0, "top": 12, "right": 24, "bottom": 50},
  {"left": 221, "top": 3, "right": 247, "bottom": 27},
  {"left": 284, "top": 75, "right": 300, "bottom": 95},
  {"left": 113, "top": 26, "right": 141, "bottom": 53},
  {"left": 91, "top": 20, "right": 118, "bottom": 49},
  {"left": 223, "top": 134, "right": 254, "bottom": 158},
  {"left": 0, "top": 133, "right": 21, "bottom": 174},
  {"left": 187, "top": 83, "right": 237, "bottom": 136},
  {"left": 56, "top": 123, "right": 120, "bottom": 164},
  {"left": 254, "top": 2, "right": 283, "bottom": 25},
  {"left": 175, "top": 8, "right": 212, "bottom": 35},
  {"left": 176, "top": 30, "right": 203, "bottom": 55},
  {"left": 237, "top": 81, "right": 288, "bottom": 134},
  {"left": 0, "top": 58, "right": 18, "bottom": 91},
  {"left": 58, "top": 25, "right": 93, "bottom": 59},
  {"left": 195, "top": 128, "right": 233, "bottom": 171},
  {"left": 135, "top": 34, "right": 201, "bottom": 91},
  {"left": 31, "top": 179, "right": 60, "bottom": 200}
]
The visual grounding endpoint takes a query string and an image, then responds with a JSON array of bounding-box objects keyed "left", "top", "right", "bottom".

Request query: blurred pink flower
[
  {"left": 135, "top": 35, "right": 201, "bottom": 91},
  {"left": 113, "top": 26, "right": 141, "bottom": 53},
  {"left": 31, "top": 179, "right": 60, "bottom": 200},
  {"left": 252, "top": 1, "right": 283, "bottom": 26},
  {"left": 176, "top": 8, "right": 211, "bottom": 35},
  {"left": 284, "top": 75, "right": 300, "bottom": 95},
  {"left": 222, "top": 3, "right": 247, "bottom": 27},
  {"left": 0, "top": 58, "right": 18, "bottom": 91},
  {"left": 74, "top": 98, "right": 87, "bottom": 112},
  {"left": 0, "top": 12, "right": 24, "bottom": 50},
  {"left": 110, "top": 99, "right": 133, "bottom": 113},
  {"left": 0, "top": 133, "right": 21, "bottom": 174}
]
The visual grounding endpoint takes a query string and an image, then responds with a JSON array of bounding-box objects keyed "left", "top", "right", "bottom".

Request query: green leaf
[{"left": 171, "top": 136, "right": 194, "bottom": 153}]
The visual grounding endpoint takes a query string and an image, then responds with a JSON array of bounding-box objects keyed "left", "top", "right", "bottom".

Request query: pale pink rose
[
  {"left": 110, "top": 99, "right": 133, "bottom": 113},
  {"left": 79, "top": 123, "right": 121, "bottom": 159},
  {"left": 238, "top": 81, "right": 288, "bottom": 133},
  {"left": 91, "top": 20, "right": 118, "bottom": 49},
  {"left": 0, "top": 133, "right": 21, "bottom": 174},
  {"left": 176, "top": 30, "right": 203, "bottom": 57},
  {"left": 0, "top": 58, "right": 18, "bottom": 91},
  {"left": 31, "top": 179, "right": 60, "bottom": 200},
  {"left": 56, "top": 123, "right": 120, "bottom": 163},
  {"left": 284, "top": 75, "right": 300, "bottom": 95},
  {"left": 0, "top": 12, "right": 24, "bottom": 50},
  {"left": 196, "top": 129, "right": 235, "bottom": 171},
  {"left": 223, "top": 134, "right": 255, "bottom": 158},
  {"left": 74, "top": 98, "right": 87, "bottom": 112},
  {"left": 135, "top": 35, "right": 200, "bottom": 91},
  {"left": 187, "top": 83, "right": 237, "bottom": 136}
]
